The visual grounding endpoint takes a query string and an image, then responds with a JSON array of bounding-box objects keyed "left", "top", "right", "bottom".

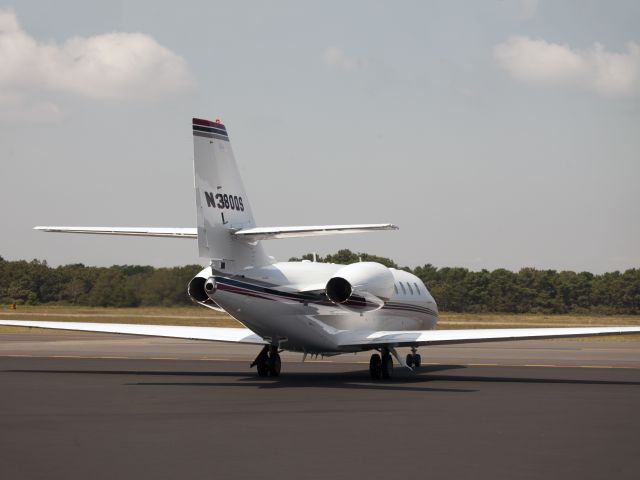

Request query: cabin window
[
  {"left": 407, "top": 283, "right": 414, "bottom": 295},
  {"left": 414, "top": 282, "right": 420, "bottom": 294},
  {"left": 399, "top": 282, "right": 406, "bottom": 295},
  {"left": 394, "top": 284, "right": 398, "bottom": 294}
]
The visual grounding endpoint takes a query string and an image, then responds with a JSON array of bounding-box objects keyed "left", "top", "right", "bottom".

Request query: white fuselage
[{"left": 208, "top": 262, "right": 439, "bottom": 354}]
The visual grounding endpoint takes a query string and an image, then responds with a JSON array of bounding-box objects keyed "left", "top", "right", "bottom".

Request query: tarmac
[{"left": 1, "top": 333, "right": 639, "bottom": 480}]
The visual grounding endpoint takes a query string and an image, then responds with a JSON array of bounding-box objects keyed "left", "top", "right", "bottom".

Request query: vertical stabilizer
[{"left": 192, "top": 118, "right": 268, "bottom": 272}]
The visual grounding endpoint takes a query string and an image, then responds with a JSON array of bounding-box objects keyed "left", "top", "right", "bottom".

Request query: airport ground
[{"left": 1, "top": 319, "right": 640, "bottom": 479}]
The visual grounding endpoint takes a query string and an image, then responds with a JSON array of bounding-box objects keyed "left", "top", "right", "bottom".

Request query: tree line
[
  {"left": 0, "top": 256, "right": 201, "bottom": 308},
  {"left": 1, "top": 251, "right": 639, "bottom": 314},
  {"left": 292, "top": 250, "right": 640, "bottom": 314}
]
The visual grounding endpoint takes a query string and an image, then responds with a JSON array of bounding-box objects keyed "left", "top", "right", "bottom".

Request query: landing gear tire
[
  {"left": 369, "top": 353, "right": 382, "bottom": 380},
  {"left": 413, "top": 353, "right": 421, "bottom": 369},
  {"left": 381, "top": 352, "right": 393, "bottom": 379},
  {"left": 268, "top": 352, "right": 281, "bottom": 377},
  {"left": 406, "top": 353, "right": 414, "bottom": 368},
  {"left": 257, "top": 359, "right": 269, "bottom": 377},
  {"left": 406, "top": 353, "right": 422, "bottom": 369}
]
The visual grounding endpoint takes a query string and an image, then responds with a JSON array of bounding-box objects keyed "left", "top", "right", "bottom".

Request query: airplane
[{"left": 1, "top": 117, "right": 639, "bottom": 379}]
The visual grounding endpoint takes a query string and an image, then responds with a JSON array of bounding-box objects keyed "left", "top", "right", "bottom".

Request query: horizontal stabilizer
[
  {"left": 34, "top": 226, "right": 197, "bottom": 238},
  {"left": 234, "top": 223, "right": 398, "bottom": 240},
  {"left": 34, "top": 224, "right": 397, "bottom": 241},
  {"left": 0, "top": 320, "right": 265, "bottom": 344}
]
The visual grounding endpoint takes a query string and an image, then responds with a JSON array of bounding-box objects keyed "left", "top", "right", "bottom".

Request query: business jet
[{"left": 1, "top": 118, "right": 638, "bottom": 379}]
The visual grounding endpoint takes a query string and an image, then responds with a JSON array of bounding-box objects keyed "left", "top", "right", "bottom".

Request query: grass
[{"left": 1, "top": 305, "right": 639, "bottom": 340}]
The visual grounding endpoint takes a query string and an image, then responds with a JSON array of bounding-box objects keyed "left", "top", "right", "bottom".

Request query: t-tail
[
  {"left": 33, "top": 117, "right": 398, "bottom": 275},
  {"left": 192, "top": 118, "right": 269, "bottom": 272}
]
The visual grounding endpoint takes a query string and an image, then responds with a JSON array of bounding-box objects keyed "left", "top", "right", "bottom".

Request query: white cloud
[
  {"left": 0, "top": 8, "right": 193, "bottom": 114},
  {"left": 322, "top": 46, "right": 366, "bottom": 72},
  {"left": 494, "top": 35, "right": 640, "bottom": 96}
]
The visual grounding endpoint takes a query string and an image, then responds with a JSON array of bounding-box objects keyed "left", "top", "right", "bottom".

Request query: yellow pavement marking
[
  {"left": 51, "top": 355, "right": 81, "bottom": 358},
  {"left": 581, "top": 348, "right": 640, "bottom": 352},
  {"left": 97, "top": 356, "right": 129, "bottom": 359}
]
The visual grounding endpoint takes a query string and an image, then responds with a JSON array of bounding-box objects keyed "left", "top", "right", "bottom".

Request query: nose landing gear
[{"left": 405, "top": 346, "right": 421, "bottom": 369}]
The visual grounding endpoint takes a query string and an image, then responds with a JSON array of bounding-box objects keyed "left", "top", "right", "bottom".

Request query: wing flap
[
  {"left": 34, "top": 227, "right": 197, "bottom": 238},
  {"left": 234, "top": 223, "right": 398, "bottom": 240},
  {"left": 0, "top": 320, "right": 265, "bottom": 344},
  {"left": 339, "top": 326, "right": 640, "bottom": 348}
]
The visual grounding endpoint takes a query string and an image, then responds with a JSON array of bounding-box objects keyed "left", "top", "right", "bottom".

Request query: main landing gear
[
  {"left": 369, "top": 348, "right": 394, "bottom": 380},
  {"left": 251, "top": 345, "right": 281, "bottom": 377},
  {"left": 369, "top": 347, "right": 421, "bottom": 380}
]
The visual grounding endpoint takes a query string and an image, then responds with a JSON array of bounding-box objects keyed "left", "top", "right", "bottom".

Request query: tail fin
[{"left": 192, "top": 118, "right": 268, "bottom": 272}]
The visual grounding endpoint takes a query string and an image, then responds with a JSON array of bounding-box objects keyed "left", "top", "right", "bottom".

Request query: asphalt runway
[{"left": 1, "top": 334, "right": 640, "bottom": 480}]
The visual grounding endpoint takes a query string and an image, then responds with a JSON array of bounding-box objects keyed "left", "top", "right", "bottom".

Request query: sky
[{"left": 0, "top": 0, "right": 638, "bottom": 273}]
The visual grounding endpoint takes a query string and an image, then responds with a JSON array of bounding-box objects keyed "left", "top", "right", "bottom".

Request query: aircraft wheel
[
  {"left": 369, "top": 353, "right": 382, "bottom": 380},
  {"left": 381, "top": 352, "right": 393, "bottom": 379},
  {"left": 406, "top": 353, "right": 414, "bottom": 368},
  {"left": 268, "top": 352, "right": 281, "bottom": 377},
  {"left": 414, "top": 354, "right": 421, "bottom": 369},
  {"left": 257, "top": 358, "right": 270, "bottom": 377}
]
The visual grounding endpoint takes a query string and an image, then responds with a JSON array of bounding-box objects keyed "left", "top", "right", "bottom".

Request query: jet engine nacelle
[
  {"left": 187, "top": 267, "right": 224, "bottom": 312},
  {"left": 325, "top": 262, "right": 395, "bottom": 312}
]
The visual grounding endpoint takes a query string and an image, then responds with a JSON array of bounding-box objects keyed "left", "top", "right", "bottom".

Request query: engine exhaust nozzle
[{"left": 326, "top": 277, "right": 352, "bottom": 304}]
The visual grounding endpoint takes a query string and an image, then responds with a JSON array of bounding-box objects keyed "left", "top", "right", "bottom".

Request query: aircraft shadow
[
  {"left": 6, "top": 364, "right": 640, "bottom": 391},
  {"left": 6, "top": 365, "right": 471, "bottom": 393}
]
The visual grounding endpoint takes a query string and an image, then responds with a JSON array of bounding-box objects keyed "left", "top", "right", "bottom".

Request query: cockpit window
[
  {"left": 394, "top": 284, "right": 398, "bottom": 294},
  {"left": 414, "top": 282, "right": 420, "bottom": 294},
  {"left": 407, "top": 283, "right": 414, "bottom": 295},
  {"left": 399, "top": 282, "right": 406, "bottom": 295}
]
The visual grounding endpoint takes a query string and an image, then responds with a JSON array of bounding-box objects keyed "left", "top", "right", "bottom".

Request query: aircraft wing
[
  {"left": 234, "top": 223, "right": 398, "bottom": 240},
  {"left": 0, "top": 320, "right": 265, "bottom": 344},
  {"left": 338, "top": 326, "right": 640, "bottom": 348},
  {"left": 34, "top": 226, "right": 197, "bottom": 238}
]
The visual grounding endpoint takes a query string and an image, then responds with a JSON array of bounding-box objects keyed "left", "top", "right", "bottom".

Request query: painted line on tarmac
[
  {"left": 581, "top": 348, "right": 640, "bottom": 352},
  {"left": 524, "top": 364, "right": 564, "bottom": 368}
]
